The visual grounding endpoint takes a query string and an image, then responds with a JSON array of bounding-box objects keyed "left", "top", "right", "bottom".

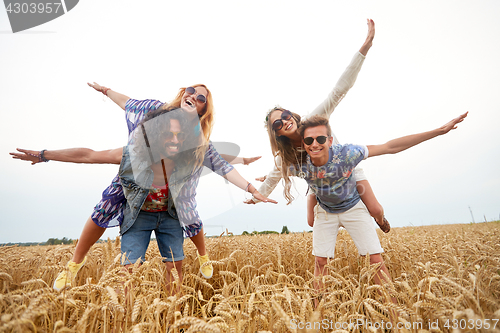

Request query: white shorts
[{"left": 312, "top": 200, "right": 383, "bottom": 258}]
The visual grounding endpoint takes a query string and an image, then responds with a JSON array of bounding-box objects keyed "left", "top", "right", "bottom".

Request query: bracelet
[
  {"left": 26, "top": 151, "right": 42, "bottom": 163},
  {"left": 40, "top": 149, "right": 49, "bottom": 162},
  {"left": 244, "top": 182, "right": 257, "bottom": 201},
  {"left": 101, "top": 87, "right": 111, "bottom": 96},
  {"left": 245, "top": 183, "right": 257, "bottom": 194}
]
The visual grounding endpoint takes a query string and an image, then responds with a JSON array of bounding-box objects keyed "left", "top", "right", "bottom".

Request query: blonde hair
[
  {"left": 265, "top": 107, "right": 307, "bottom": 204},
  {"left": 166, "top": 84, "right": 215, "bottom": 168},
  {"left": 169, "top": 84, "right": 214, "bottom": 142}
]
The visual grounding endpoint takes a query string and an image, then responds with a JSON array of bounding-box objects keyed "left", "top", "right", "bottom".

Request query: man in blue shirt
[{"left": 297, "top": 112, "right": 467, "bottom": 305}]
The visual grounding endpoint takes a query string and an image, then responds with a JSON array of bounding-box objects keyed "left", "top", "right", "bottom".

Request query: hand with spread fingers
[
  {"left": 10, "top": 148, "right": 45, "bottom": 165},
  {"left": 252, "top": 191, "right": 277, "bottom": 204}
]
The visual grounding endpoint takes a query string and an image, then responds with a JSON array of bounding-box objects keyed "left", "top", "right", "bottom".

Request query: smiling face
[
  {"left": 180, "top": 86, "right": 208, "bottom": 115},
  {"left": 269, "top": 110, "right": 298, "bottom": 137},
  {"left": 303, "top": 125, "right": 333, "bottom": 166},
  {"left": 162, "top": 119, "right": 185, "bottom": 157}
]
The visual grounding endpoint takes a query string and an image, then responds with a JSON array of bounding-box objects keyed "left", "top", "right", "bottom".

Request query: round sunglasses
[
  {"left": 303, "top": 136, "right": 328, "bottom": 145},
  {"left": 185, "top": 86, "right": 207, "bottom": 104},
  {"left": 272, "top": 110, "right": 293, "bottom": 131},
  {"left": 165, "top": 131, "right": 187, "bottom": 141}
]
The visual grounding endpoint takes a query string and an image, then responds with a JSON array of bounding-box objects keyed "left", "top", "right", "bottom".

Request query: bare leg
[
  {"left": 313, "top": 256, "right": 328, "bottom": 308},
  {"left": 72, "top": 216, "right": 106, "bottom": 264},
  {"left": 190, "top": 227, "right": 213, "bottom": 278},
  {"left": 356, "top": 180, "right": 384, "bottom": 222},
  {"left": 369, "top": 253, "right": 398, "bottom": 305},
  {"left": 189, "top": 227, "right": 206, "bottom": 255},
  {"left": 165, "top": 260, "right": 183, "bottom": 296},
  {"left": 307, "top": 193, "right": 317, "bottom": 227},
  {"left": 53, "top": 216, "right": 104, "bottom": 291}
]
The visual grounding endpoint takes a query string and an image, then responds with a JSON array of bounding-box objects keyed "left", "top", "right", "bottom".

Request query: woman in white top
[{"left": 247, "top": 19, "right": 390, "bottom": 233}]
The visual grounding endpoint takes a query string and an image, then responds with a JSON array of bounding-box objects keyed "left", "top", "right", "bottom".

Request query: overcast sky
[{"left": 1, "top": 1, "right": 499, "bottom": 243}]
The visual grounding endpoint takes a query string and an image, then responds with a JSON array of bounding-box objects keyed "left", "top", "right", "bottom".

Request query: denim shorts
[{"left": 121, "top": 210, "right": 184, "bottom": 265}]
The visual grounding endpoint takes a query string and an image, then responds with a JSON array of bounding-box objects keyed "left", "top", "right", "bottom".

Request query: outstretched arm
[
  {"left": 88, "top": 82, "right": 130, "bottom": 111},
  {"left": 223, "top": 169, "right": 277, "bottom": 204},
  {"left": 244, "top": 155, "right": 284, "bottom": 204},
  {"left": 367, "top": 112, "right": 468, "bottom": 158},
  {"left": 10, "top": 147, "right": 123, "bottom": 165},
  {"left": 220, "top": 154, "right": 262, "bottom": 165}
]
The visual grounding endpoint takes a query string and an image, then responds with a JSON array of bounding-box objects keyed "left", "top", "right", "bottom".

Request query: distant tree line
[
  {"left": 241, "top": 226, "right": 290, "bottom": 236},
  {"left": 45, "top": 237, "right": 73, "bottom": 245},
  {"left": 0, "top": 237, "right": 74, "bottom": 247}
]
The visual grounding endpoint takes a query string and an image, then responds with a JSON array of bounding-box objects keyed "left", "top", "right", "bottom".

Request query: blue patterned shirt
[{"left": 292, "top": 144, "right": 368, "bottom": 213}]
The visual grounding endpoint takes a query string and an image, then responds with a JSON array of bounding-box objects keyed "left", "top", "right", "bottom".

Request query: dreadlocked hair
[{"left": 133, "top": 106, "right": 205, "bottom": 170}]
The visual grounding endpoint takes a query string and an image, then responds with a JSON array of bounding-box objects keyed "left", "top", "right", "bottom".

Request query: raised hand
[
  {"left": 366, "top": 18, "right": 375, "bottom": 44},
  {"left": 359, "top": 19, "right": 375, "bottom": 56}
]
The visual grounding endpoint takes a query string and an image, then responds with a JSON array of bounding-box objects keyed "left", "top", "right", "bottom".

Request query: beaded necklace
[{"left": 294, "top": 147, "right": 307, "bottom": 179}]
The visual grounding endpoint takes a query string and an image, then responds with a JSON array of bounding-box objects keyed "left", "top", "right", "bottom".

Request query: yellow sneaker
[
  {"left": 53, "top": 256, "right": 87, "bottom": 291},
  {"left": 197, "top": 253, "right": 213, "bottom": 279}
]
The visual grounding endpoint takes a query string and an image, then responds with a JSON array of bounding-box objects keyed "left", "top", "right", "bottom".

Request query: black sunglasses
[
  {"left": 272, "top": 110, "right": 293, "bottom": 131},
  {"left": 185, "top": 86, "right": 207, "bottom": 104},
  {"left": 303, "top": 136, "right": 328, "bottom": 145}
]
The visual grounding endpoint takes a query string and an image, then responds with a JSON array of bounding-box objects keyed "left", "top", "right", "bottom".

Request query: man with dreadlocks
[{"left": 12, "top": 106, "right": 276, "bottom": 293}]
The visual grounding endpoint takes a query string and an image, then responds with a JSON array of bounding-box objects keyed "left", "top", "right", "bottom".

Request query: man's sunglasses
[
  {"left": 166, "top": 131, "right": 186, "bottom": 141},
  {"left": 185, "top": 87, "right": 207, "bottom": 104},
  {"left": 272, "top": 110, "right": 293, "bottom": 131},
  {"left": 303, "top": 136, "right": 328, "bottom": 145}
]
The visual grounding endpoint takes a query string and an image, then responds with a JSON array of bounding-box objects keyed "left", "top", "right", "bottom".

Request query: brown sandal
[{"left": 376, "top": 217, "right": 391, "bottom": 233}]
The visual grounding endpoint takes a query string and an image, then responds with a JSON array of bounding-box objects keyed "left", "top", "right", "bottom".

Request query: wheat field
[{"left": 0, "top": 222, "right": 499, "bottom": 333}]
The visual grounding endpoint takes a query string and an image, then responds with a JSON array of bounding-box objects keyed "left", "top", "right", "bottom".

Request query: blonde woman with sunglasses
[
  {"left": 246, "top": 19, "right": 390, "bottom": 233},
  {"left": 12, "top": 106, "right": 276, "bottom": 295},
  {"left": 12, "top": 83, "right": 261, "bottom": 291}
]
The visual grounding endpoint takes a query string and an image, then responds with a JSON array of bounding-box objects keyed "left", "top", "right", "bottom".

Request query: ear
[{"left": 328, "top": 136, "right": 334, "bottom": 146}]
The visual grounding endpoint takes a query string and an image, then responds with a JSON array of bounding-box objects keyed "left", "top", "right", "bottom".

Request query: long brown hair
[{"left": 265, "top": 107, "right": 308, "bottom": 204}]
